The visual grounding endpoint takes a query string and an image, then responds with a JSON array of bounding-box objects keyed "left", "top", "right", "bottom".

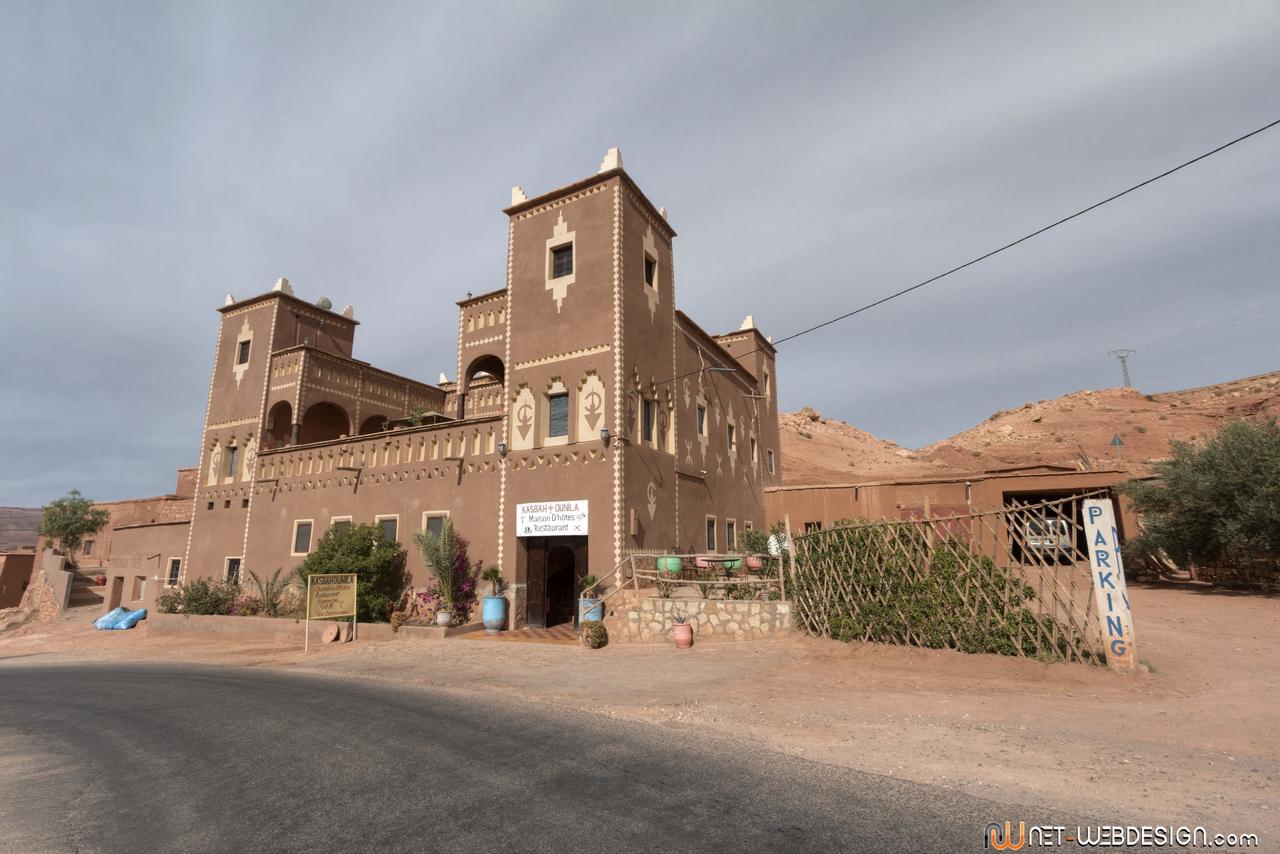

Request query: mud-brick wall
[{"left": 610, "top": 597, "right": 791, "bottom": 643}]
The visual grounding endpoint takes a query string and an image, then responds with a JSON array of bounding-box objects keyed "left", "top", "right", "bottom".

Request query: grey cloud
[{"left": 1, "top": 1, "right": 1278, "bottom": 504}]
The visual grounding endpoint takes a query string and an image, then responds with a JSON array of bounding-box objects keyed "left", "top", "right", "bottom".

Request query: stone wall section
[{"left": 608, "top": 596, "right": 791, "bottom": 643}]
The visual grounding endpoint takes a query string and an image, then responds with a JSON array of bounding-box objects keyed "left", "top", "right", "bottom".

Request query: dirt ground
[{"left": 2, "top": 584, "right": 1275, "bottom": 840}]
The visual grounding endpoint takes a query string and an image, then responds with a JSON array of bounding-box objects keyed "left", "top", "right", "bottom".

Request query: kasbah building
[{"left": 94, "top": 149, "right": 783, "bottom": 629}]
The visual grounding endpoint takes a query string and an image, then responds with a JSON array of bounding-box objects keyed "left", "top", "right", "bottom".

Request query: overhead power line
[{"left": 660, "top": 116, "right": 1280, "bottom": 388}]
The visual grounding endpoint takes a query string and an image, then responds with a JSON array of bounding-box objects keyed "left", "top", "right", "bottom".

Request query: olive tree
[
  {"left": 1120, "top": 418, "right": 1280, "bottom": 569},
  {"left": 38, "top": 490, "right": 110, "bottom": 566}
]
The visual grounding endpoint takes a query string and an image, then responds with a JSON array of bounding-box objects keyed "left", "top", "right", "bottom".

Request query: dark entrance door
[{"left": 523, "top": 536, "right": 588, "bottom": 629}]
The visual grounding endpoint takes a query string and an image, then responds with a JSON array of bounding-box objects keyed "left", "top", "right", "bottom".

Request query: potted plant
[
  {"left": 579, "top": 574, "right": 603, "bottom": 623},
  {"left": 94, "top": 573, "right": 107, "bottom": 587},
  {"left": 480, "top": 566, "right": 507, "bottom": 633},
  {"left": 745, "top": 555, "right": 765, "bottom": 571},
  {"left": 656, "top": 554, "right": 683, "bottom": 575},
  {"left": 672, "top": 611, "right": 693, "bottom": 649},
  {"left": 414, "top": 520, "right": 461, "bottom": 627}
]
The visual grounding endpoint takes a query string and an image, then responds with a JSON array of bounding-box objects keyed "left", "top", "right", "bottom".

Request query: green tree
[
  {"left": 294, "top": 523, "right": 408, "bottom": 622},
  {"left": 1119, "top": 418, "right": 1280, "bottom": 568},
  {"left": 38, "top": 490, "right": 110, "bottom": 565}
]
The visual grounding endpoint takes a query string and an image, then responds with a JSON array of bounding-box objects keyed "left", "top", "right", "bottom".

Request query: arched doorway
[
  {"left": 458, "top": 353, "right": 505, "bottom": 419},
  {"left": 298, "top": 401, "right": 351, "bottom": 444},
  {"left": 359, "top": 414, "right": 389, "bottom": 435},
  {"left": 266, "top": 401, "right": 292, "bottom": 448}
]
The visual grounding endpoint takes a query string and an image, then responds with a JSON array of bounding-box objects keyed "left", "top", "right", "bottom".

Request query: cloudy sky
[{"left": 2, "top": 1, "right": 1278, "bottom": 506}]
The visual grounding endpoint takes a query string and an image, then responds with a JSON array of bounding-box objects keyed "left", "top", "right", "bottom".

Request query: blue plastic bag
[
  {"left": 111, "top": 608, "right": 147, "bottom": 630},
  {"left": 94, "top": 607, "right": 128, "bottom": 630}
]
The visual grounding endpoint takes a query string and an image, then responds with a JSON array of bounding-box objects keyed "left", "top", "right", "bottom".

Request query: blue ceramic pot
[
  {"left": 482, "top": 596, "right": 507, "bottom": 633},
  {"left": 579, "top": 597, "right": 603, "bottom": 623}
]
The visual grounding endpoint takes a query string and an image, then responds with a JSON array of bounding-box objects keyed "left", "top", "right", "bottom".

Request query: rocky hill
[
  {"left": 0, "top": 507, "right": 41, "bottom": 551},
  {"left": 782, "top": 369, "right": 1280, "bottom": 484}
]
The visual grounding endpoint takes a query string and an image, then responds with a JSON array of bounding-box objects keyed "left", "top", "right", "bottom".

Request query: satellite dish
[{"left": 316, "top": 297, "right": 333, "bottom": 310}]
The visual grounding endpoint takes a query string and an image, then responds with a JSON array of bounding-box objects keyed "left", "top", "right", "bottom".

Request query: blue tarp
[
  {"left": 94, "top": 607, "right": 147, "bottom": 630},
  {"left": 94, "top": 607, "right": 128, "bottom": 630}
]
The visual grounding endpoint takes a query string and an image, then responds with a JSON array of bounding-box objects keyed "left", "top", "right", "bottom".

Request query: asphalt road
[{"left": 0, "top": 663, "right": 1086, "bottom": 853}]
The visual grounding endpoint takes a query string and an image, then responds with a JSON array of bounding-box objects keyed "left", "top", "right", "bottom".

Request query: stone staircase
[{"left": 67, "top": 569, "right": 106, "bottom": 609}]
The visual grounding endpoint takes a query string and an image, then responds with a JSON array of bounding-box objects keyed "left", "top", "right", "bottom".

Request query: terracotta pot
[
  {"left": 673, "top": 623, "right": 693, "bottom": 648},
  {"left": 745, "top": 556, "right": 764, "bottom": 571},
  {"left": 94, "top": 574, "right": 107, "bottom": 587}
]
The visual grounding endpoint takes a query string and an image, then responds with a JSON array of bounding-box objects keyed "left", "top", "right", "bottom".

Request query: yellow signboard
[
  {"left": 305, "top": 573, "right": 358, "bottom": 652},
  {"left": 307, "top": 573, "right": 357, "bottom": 619}
]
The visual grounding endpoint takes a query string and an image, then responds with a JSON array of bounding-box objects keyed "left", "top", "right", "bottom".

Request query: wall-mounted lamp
[
  {"left": 497, "top": 441, "right": 508, "bottom": 458},
  {"left": 600, "top": 427, "right": 612, "bottom": 447}
]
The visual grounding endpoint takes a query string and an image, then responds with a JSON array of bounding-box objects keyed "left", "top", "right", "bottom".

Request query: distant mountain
[
  {"left": 0, "top": 507, "right": 41, "bottom": 551},
  {"left": 783, "top": 369, "right": 1280, "bottom": 484}
]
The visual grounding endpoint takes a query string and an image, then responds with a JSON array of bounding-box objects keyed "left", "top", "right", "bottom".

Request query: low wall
[
  {"left": 145, "top": 612, "right": 481, "bottom": 644},
  {"left": 610, "top": 598, "right": 792, "bottom": 644}
]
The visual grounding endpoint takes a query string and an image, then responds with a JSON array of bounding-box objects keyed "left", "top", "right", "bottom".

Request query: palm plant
[
  {"left": 247, "top": 568, "right": 289, "bottom": 617},
  {"left": 481, "top": 566, "right": 505, "bottom": 597},
  {"left": 414, "top": 520, "right": 460, "bottom": 611}
]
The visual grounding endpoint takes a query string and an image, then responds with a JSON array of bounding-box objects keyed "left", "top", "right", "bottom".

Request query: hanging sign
[
  {"left": 516, "top": 500, "right": 589, "bottom": 536},
  {"left": 1082, "top": 499, "right": 1136, "bottom": 671}
]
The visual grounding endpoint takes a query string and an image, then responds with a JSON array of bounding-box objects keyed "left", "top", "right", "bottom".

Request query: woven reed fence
[{"left": 790, "top": 492, "right": 1111, "bottom": 665}]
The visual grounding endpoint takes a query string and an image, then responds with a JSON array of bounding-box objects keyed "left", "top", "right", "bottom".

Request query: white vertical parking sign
[{"left": 1083, "top": 499, "right": 1137, "bottom": 671}]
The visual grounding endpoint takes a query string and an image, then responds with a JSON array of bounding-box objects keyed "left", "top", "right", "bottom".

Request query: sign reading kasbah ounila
[
  {"left": 307, "top": 573, "right": 357, "bottom": 619},
  {"left": 516, "top": 500, "right": 588, "bottom": 537},
  {"left": 1082, "top": 499, "right": 1137, "bottom": 671}
]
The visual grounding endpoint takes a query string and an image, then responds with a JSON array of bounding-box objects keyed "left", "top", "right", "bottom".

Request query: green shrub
[
  {"left": 157, "top": 579, "right": 239, "bottom": 616},
  {"left": 797, "top": 527, "right": 1078, "bottom": 660},
  {"left": 581, "top": 621, "right": 608, "bottom": 649},
  {"left": 295, "top": 523, "right": 408, "bottom": 622},
  {"left": 1120, "top": 418, "right": 1280, "bottom": 569}
]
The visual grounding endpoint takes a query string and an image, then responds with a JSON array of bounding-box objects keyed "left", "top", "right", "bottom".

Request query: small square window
[
  {"left": 696, "top": 405, "right": 707, "bottom": 436},
  {"left": 644, "top": 255, "right": 657, "bottom": 287},
  {"left": 223, "top": 500, "right": 231, "bottom": 509},
  {"left": 293, "top": 521, "right": 313, "bottom": 555},
  {"left": 548, "top": 392, "right": 569, "bottom": 438},
  {"left": 551, "top": 244, "right": 573, "bottom": 279},
  {"left": 167, "top": 558, "right": 181, "bottom": 587},
  {"left": 377, "top": 516, "right": 398, "bottom": 543},
  {"left": 423, "top": 513, "right": 448, "bottom": 538},
  {"left": 705, "top": 517, "right": 717, "bottom": 552},
  {"left": 207, "top": 501, "right": 215, "bottom": 511},
  {"left": 241, "top": 498, "right": 250, "bottom": 509},
  {"left": 237, "top": 339, "right": 251, "bottom": 365}
]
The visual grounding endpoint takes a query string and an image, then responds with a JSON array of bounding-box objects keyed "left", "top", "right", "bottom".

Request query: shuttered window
[{"left": 548, "top": 393, "right": 569, "bottom": 438}]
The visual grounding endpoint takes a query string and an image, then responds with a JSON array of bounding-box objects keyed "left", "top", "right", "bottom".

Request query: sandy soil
[
  {"left": 1, "top": 585, "right": 1276, "bottom": 840},
  {"left": 783, "top": 369, "right": 1280, "bottom": 484}
]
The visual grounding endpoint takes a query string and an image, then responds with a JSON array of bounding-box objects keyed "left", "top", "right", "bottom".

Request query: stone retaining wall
[
  {"left": 146, "top": 612, "right": 481, "bottom": 644},
  {"left": 609, "top": 598, "right": 791, "bottom": 644}
]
